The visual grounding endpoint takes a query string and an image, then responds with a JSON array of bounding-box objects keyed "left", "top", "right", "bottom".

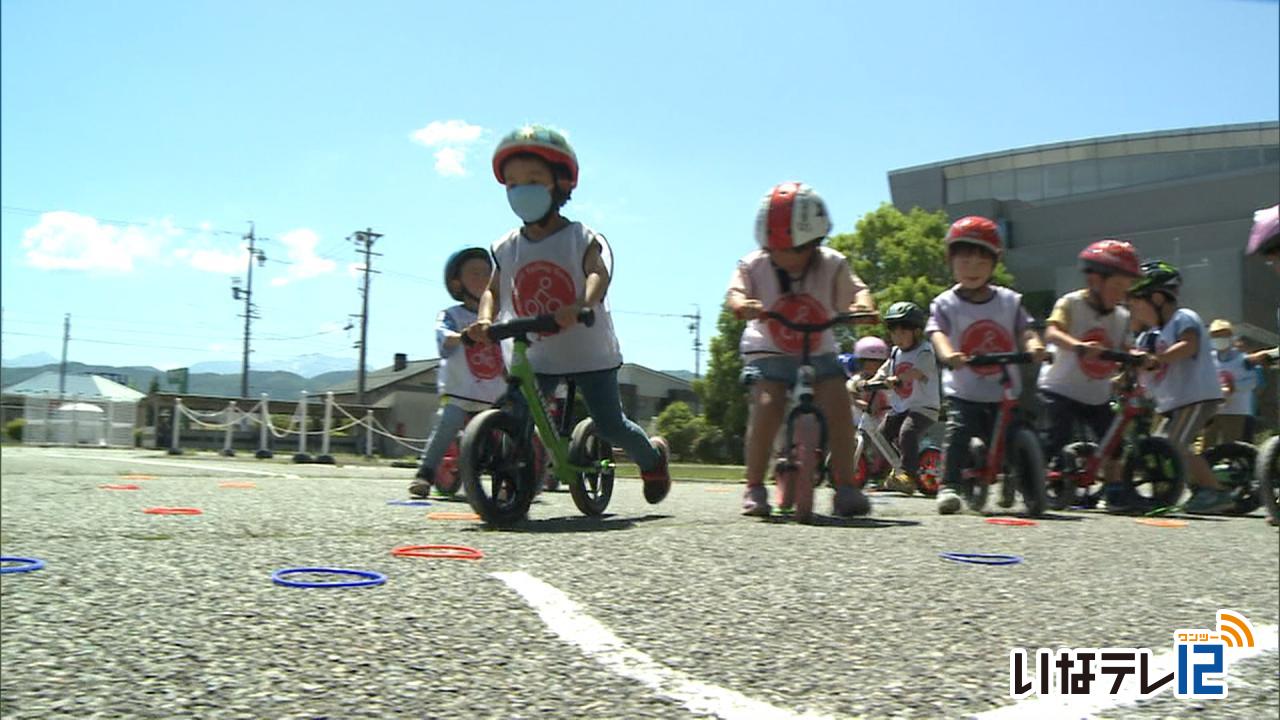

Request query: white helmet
[{"left": 754, "top": 181, "right": 832, "bottom": 250}]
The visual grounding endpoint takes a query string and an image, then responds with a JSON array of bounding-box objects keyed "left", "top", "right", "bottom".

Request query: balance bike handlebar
[
  {"left": 465, "top": 308, "right": 596, "bottom": 345},
  {"left": 757, "top": 310, "right": 880, "bottom": 333},
  {"left": 966, "top": 351, "right": 1034, "bottom": 367}
]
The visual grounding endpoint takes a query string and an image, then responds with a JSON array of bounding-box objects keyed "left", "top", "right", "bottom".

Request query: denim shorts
[{"left": 741, "top": 353, "right": 846, "bottom": 387}]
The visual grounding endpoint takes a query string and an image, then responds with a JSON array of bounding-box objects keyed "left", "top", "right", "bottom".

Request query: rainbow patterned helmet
[
  {"left": 492, "top": 125, "right": 579, "bottom": 189},
  {"left": 946, "top": 216, "right": 1002, "bottom": 257},
  {"left": 754, "top": 182, "right": 833, "bottom": 250}
]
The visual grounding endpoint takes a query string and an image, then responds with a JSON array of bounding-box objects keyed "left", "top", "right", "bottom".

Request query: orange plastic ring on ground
[
  {"left": 426, "top": 511, "right": 481, "bottom": 521},
  {"left": 143, "top": 507, "right": 203, "bottom": 515},
  {"left": 120, "top": 474, "right": 157, "bottom": 481},
  {"left": 985, "top": 517, "right": 1038, "bottom": 527},
  {"left": 705, "top": 487, "right": 734, "bottom": 493},
  {"left": 391, "top": 544, "right": 485, "bottom": 560},
  {"left": 219, "top": 482, "right": 258, "bottom": 489},
  {"left": 99, "top": 484, "right": 141, "bottom": 491},
  {"left": 1135, "top": 518, "right": 1188, "bottom": 528}
]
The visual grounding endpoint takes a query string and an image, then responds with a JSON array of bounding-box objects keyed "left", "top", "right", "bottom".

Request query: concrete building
[{"left": 888, "top": 121, "right": 1280, "bottom": 346}]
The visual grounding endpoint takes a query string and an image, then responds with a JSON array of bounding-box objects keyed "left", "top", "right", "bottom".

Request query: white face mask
[{"left": 1212, "top": 337, "right": 1232, "bottom": 351}]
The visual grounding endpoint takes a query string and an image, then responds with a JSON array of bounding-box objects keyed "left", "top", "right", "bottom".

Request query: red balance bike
[
  {"left": 1047, "top": 349, "right": 1184, "bottom": 511},
  {"left": 956, "top": 352, "right": 1048, "bottom": 516},
  {"left": 758, "top": 310, "right": 878, "bottom": 522}
]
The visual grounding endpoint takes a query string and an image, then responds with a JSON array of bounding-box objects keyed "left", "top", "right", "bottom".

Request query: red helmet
[
  {"left": 755, "top": 182, "right": 832, "bottom": 250},
  {"left": 492, "top": 125, "right": 579, "bottom": 189},
  {"left": 1078, "top": 239, "right": 1141, "bottom": 277},
  {"left": 945, "top": 216, "right": 1002, "bottom": 256}
]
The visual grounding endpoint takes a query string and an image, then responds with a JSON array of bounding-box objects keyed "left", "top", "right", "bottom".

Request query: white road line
[
  {"left": 43, "top": 453, "right": 302, "bottom": 479},
  {"left": 971, "top": 624, "right": 1279, "bottom": 719},
  {"left": 493, "top": 571, "right": 835, "bottom": 720}
]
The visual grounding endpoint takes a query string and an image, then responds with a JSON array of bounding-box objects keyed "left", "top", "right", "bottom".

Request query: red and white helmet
[
  {"left": 945, "top": 216, "right": 1002, "bottom": 257},
  {"left": 1078, "top": 238, "right": 1141, "bottom": 277},
  {"left": 755, "top": 182, "right": 832, "bottom": 251}
]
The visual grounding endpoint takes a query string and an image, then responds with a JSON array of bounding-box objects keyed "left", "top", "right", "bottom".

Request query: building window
[
  {"left": 946, "top": 177, "right": 966, "bottom": 204},
  {"left": 1044, "top": 163, "right": 1071, "bottom": 199},
  {"left": 1192, "top": 150, "right": 1224, "bottom": 176},
  {"left": 1224, "top": 148, "right": 1261, "bottom": 172},
  {"left": 964, "top": 172, "right": 991, "bottom": 201},
  {"left": 1263, "top": 147, "right": 1279, "bottom": 165},
  {"left": 1098, "top": 156, "right": 1127, "bottom": 190},
  {"left": 990, "top": 170, "right": 1015, "bottom": 200},
  {"left": 1068, "top": 159, "right": 1098, "bottom": 195},
  {"left": 1015, "top": 166, "right": 1042, "bottom": 202}
]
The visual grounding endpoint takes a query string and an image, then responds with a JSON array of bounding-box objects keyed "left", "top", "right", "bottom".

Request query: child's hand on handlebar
[
  {"left": 945, "top": 351, "right": 970, "bottom": 370},
  {"left": 734, "top": 299, "right": 764, "bottom": 321},
  {"left": 554, "top": 303, "right": 583, "bottom": 329},
  {"left": 466, "top": 321, "right": 492, "bottom": 345},
  {"left": 1075, "top": 340, "right": 1105, "bottom": 358},
  {"left": 1029, "top": 345, "right": 1047, "bottom": 365}
]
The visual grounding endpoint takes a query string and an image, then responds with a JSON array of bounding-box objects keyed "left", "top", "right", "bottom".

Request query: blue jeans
[
  {"left": 942, "top": 397, "right": 999, "bottom": 491},
  {"left": 417, "top": 402, "right": 469, "bottom": 476},
  {"left": 534, "top": 368, "right": 660, "bottom": 472}
]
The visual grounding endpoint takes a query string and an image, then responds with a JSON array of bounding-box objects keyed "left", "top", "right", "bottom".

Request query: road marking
[
  {"left": 493, "top": 570, "right": 834, "bottom": 720},
  {"left": 971, "top": 624, "right": 1279, "bottom": 719},
  {"left": 43, "top": 453, "right": 301, "bottom": 479}
]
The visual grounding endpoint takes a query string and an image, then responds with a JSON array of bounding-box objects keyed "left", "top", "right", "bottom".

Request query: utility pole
[
  {"left": 687, "top": 305, "right": 702, "bottom": 378},
  {"left": 58, "top": 313, "right": 70, "bottom": 400},
  {"left": 351, "top": 228, "right": 382, "bottom": 405},
  {"left": 232, "top": 222, "right": 267, "bottom": 399}
]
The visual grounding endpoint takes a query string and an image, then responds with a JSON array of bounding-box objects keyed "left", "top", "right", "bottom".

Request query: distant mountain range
[
  {"left": 189, "top": 353, "right": 356, "bottom": 378},
  {"left": 1, "top": 360, "right": 362, "bottom": 399}
]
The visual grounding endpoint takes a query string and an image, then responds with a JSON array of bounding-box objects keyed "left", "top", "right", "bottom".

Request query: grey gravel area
[{"left": 2, "top": 446, "right": 1277, "bottom": 719}]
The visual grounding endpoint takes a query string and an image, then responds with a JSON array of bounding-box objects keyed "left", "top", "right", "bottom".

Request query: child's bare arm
[
  {"left": 1157, "top": 328, "right": 1199, "bottom": 365},
  {"left": 1044, "top": 323, "right": 1102, "bottom": 357},
  {"left": 468, "top": 272, "right": 502, "bottom": 343},
  {"left": 930, "top": 331, "right": 966, "bottom": 369},
  {"left": 726, "top": 265, "right": 762, "bottom": 319},
  {"left": 555, "top": 241, "right": 610, "bottom": 328},
  {"left": 1021, "top": 328, "right": 1047, "bottom": 363}
]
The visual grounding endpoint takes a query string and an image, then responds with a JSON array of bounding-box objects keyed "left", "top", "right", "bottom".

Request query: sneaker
[
  {"left": 886, "top": 471, "right": 916, "bottom": 496},
  {"left": 936, "top": 487, "right": 963, "bottom": 515},
  {"left": 408, "top": 466, "right": 433, "bottom": 499},
  {"left": 1183, "top": 487, "right": 1235, "bottom": 515},
  {"left": 741, "top": 484, "right": 771, "bottom": 517},
  {"left": 1102, "top": 484, "right": 1150, "bottom": 515},
  {"left": 641, "top": 437, "right": 671, "bottom": 504},
  {"left": 833, "top": 484, "right": 871, "bottom": 517}
]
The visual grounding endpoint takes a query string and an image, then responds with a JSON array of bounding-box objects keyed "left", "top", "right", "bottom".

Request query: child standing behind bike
[
  {"left": 466, "top": 125, "right": 671, "bottom": 503},
  {"left": 927, "top": 216, "right": 1046, "bottom": 515},
  {"left": 854, "top": 302, "right": 940, "bottom": 495},
  {"left": 727, "top": 182, "right": 877, "bottom": 518},
  {"left": 1127, "top": 262, "right": 1231, "bottom": 514},
  {"left": 410, "top": 248, "right": 507, "bottom": 498},
  {"left": 1203, "top": 319, "right": 1258, "bottom": 447},
  {"left": 1036, "top": 239, "right": 1143, "bottom": 511}
]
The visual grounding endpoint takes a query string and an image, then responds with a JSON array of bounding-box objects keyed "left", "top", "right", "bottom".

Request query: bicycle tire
[
  {"left": 1203, "top": 441, "right": 1259, "bottom": 515},
  {"left": 1007, "top": 427, "right": 1048, "bottom": 517},
  {"left": 1256, "top": 436, "right": 1279, "bottom": 525},
  {"left": 459, "top": 409, "right": 535, "bottom": 526},
  {"left": 567, "top": 418, "right": 614, "bottom": 516},
  {"left": 962, "top": 438, "right": 989, "bottom": 512},
  {"left": 852, "top": 436, "right": 870, "bottom": 489},
  {"left": 916, "top": 447, "right": 942, "bottom": 496},
  {"left": 1123, "top": 435, "right": 1184, "bottom": 509},
  {"left": 792, "top": 413, "right": 821, "bottom": 523},
  {"left": 1049, "top": 441, "right": 1097, "bottom": 509}
]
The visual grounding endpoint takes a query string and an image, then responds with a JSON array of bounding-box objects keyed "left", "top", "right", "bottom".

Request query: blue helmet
[{"left": 838, "top": 352, "right": 858, "bottom": 377}]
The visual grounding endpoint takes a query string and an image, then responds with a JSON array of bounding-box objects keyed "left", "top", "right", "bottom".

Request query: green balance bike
[{"left": 459, "top": 308, "right": 614, "bottom": 526}]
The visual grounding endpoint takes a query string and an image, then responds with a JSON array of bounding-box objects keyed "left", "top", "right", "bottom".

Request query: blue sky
[{"left": 2, "top": 0, "right": 1278, "bottom": 378}]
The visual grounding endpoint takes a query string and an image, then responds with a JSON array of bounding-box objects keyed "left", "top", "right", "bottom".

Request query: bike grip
[
  {"left": 461, "top": 332, "right": 476, "bottom": 347},
  {"left": 967, "top": 351, "right": 1033, "bottom": 366},
  {"left": 578, "top": 307, "right": 596, "bottom": 328},
  {"left": 864, "top": 381, "right": 890, "bottom": 392},
  {"left": 1097, "top": 348, "right": 1139, "bottom": 364}
]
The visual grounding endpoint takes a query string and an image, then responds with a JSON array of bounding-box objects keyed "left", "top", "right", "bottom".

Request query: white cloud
[
  {"left": 410, "top": 119, "right": 485, "bottom": 177},
  {"left": 21, "top": 211, "right": 167, "bottom": 272},
  {"left": 410, "top": 119, "right": 483, "bottom": 147},
  {"left": 270, "top": 228, "right": 336, "bottom": 287},
  {"left": 187, "top": 247, "right": 246, "bottom": 274}
]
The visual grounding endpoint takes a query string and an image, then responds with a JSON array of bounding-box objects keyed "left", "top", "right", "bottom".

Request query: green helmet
[
  {"left": 883, "top": 301, "right": 926, "bottom": 329},
  {"left": 1128, "top": 260, "right": 1181, "bottom": 299}
]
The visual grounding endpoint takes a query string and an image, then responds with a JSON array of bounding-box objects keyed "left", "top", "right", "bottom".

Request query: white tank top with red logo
[
  {"left": 491, "top": 222, "right": 623, "bottom": 375},
  {"left": 1037, "top": 289, "right": 1132, "bottom": 406},
  {"left": 886, "top": 342, "right": 941, "bottom": 419},
  {"left": 928, "top": 286, "right": 1028, "bottom": 403},
  {"left": 438, "top": 305, "right": 507, "bottom": 408},
  {"left": 737, "top": 247, "right": 847, "bottom": 357}
]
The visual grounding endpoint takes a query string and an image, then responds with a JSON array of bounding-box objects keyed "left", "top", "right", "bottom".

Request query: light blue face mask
[{"left": 506, "top": 184, "right": 553, "bottom": 223}]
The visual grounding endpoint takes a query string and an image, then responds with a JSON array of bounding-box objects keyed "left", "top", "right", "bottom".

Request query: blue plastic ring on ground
[
  {"left": 386, "top": 499, "right": 432, "bottom": 506},
  {"left": 271, "top": 567, "right": 387, "bottom": 588},
  {"left": 0, "top": 557, "right": 46, "bottom": 574},
  {"left": 938, "top": 552, "right": 1023, "bottom": 566}
]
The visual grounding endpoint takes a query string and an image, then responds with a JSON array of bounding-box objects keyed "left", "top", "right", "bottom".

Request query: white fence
[
  {"left": 169, "top": 392, "right": 430, "bottom": 462},
  {"left": 22, "top": 396, "right": 137, "bottom": 447}
]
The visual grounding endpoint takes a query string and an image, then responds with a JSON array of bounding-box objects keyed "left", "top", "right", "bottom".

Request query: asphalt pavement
[{"left": 1, "top": 446, "right": 1276, "bottom": 719}]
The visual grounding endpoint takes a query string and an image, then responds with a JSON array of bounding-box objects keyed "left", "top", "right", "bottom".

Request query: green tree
[
  {"left": 828, "top": 204, "right": 1016, "bottom": 342},
  {"left": 655, "top": 401, "right": 699, "bottom": 460},
  {"left": 692, "top": 306, "right": 748, "bottom": 449}
]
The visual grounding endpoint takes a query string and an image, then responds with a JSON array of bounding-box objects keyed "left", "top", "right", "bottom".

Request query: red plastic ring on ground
[
  {"left": 143, "top": 507, "right": 203, "bottom": 515},
  {"left": 985, "top": 517, "right": 1038, "bottom": 527},
  {"left": 99, "top": 484, "right": 141, "bottom": 491},
  {"left": 391, "top": 544, "right": 485, "bottom": 560}
]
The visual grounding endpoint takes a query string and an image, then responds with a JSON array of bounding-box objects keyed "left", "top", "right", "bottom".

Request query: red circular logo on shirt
[
  {"left": 893, "top": 361, "right": 915, "bottom": 398},
  {"left": 1077, "top": 327, "right": 1118, "bottom": 380},
  {"left": 1219, "top": 369, "right": 1234, "bottom": 394},
  {"left": 465, "top": 341, "right": 504, "bottom": 380},
  {"left": 766, "top": 294, "right": 829, "bottom": 355},
  {"left": 513, "top": 261, "right": 576, "bottom": 318},
  {"left": 958, "top": 319, "right": 1015, "bottom": 376}
]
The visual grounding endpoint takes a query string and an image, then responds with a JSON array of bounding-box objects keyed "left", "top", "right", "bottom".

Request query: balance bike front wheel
[
  {"left": 1256, "top": 436, "right": 1279, "bottom": 525},
  {"left": 567, "top": 418, "right": 614, "bottom": 516},
  {"left": 1203, "top": 441, "right": 1259, "bottom": 515},
  {"left": 916, "top": 446, "right": 942, "bottom": 496},
  {"left": 1123, "top": 435, "right": 1185, "bottom": 509},
  {"left": 792, "top": 414, "right": 821, "bottom": 523},
  {"left": 458, "top": 409, "right": 536, "bottom": 526},
  {"left": 1006, "top": 427, "right": 1048, "bottom": 517}
]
